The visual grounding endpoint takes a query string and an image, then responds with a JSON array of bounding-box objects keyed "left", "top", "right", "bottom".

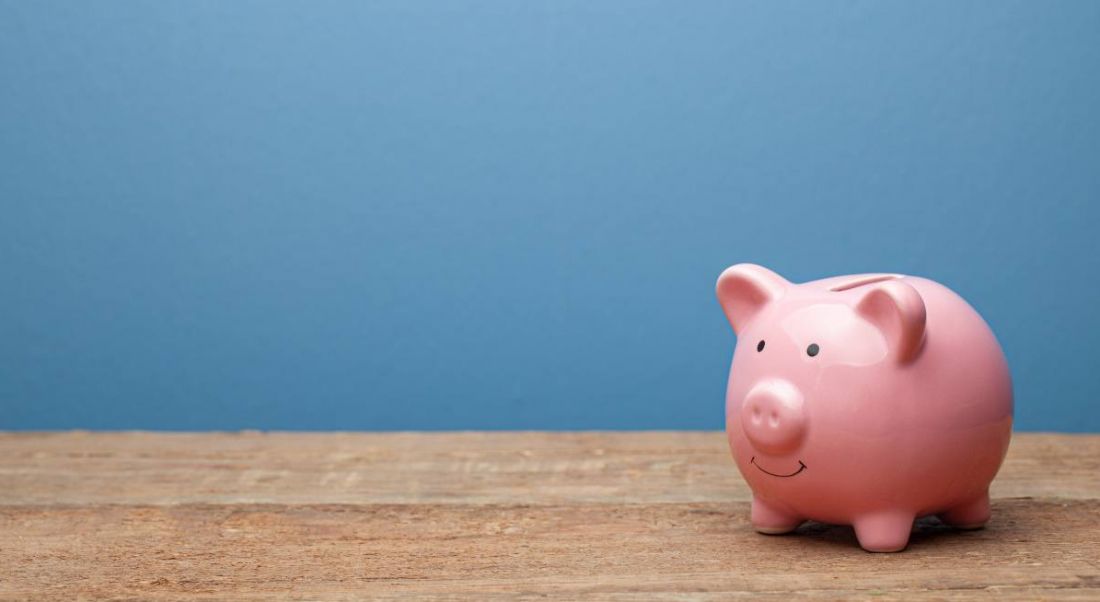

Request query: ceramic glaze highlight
[{"left": 716, "top": 264, "right": 1013, "bottom": 552}]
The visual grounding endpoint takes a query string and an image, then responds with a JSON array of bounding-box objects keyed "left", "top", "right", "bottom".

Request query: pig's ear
[
  {"left": 715, "top": 264, "right": 789, "bottom": 334},
  {"left": 856, "top": 280, "right": 927, "bottom": 363}
]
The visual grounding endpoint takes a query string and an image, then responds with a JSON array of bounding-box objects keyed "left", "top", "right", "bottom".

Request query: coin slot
[{"left": 829, "top": 274, "right": 902, "bottom": 292}]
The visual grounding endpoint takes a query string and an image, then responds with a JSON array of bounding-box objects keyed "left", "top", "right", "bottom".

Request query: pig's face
[{"left": 717, "top": 264, "right": 928, "bottom": 511}]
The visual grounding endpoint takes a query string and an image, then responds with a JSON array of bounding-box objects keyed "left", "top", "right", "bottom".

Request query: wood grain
[{"left": 0, "top": 432, "right": 1097, "bottom": 600}]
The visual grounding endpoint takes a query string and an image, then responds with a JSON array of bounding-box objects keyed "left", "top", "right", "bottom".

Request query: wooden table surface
[{"left": 1, "top": 432, "right": 1098, "bottom": 601}]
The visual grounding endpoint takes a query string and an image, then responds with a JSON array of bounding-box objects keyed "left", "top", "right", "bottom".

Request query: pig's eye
[
  {"left": 806, "top": 343, "right": 820, "bottom": 357},
  {"left": 756, "top": 340, "right": 765, "bottom": 352}
]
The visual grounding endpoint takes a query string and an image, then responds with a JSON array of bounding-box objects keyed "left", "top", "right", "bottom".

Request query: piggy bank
[{"left": 716, "top": 264, "right": 1012, "bottom": 552}]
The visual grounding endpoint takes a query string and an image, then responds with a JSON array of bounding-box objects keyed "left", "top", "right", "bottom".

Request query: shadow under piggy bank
[{"left": 782, "top": 513, "right": 999, "bottom": 553}]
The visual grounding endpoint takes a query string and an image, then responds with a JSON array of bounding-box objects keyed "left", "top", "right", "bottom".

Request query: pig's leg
[
  {"left": 852, "top": 511, "right": 914, "bottom": 552},
  {"left": 938, "top": 491, "right": 991, "bottom": 530},
  {"left": 751, "top": 495, "right": 803, "bottom": 534}
]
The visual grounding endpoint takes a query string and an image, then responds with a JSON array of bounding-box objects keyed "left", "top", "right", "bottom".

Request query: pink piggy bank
[{"left": 716, "top": 264, "right": 1012, "bottom": 552}]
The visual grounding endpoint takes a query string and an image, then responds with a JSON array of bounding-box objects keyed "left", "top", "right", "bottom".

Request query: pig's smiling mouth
[{"left": 750, "top": 456, "right": 807, "bottom": 478}]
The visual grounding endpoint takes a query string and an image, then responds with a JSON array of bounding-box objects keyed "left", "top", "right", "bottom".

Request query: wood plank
[
  {"left": 1, "top": 500, "right": 1098, "bottom": 600},
  {"left": 0, "top": 432, "right": 1097, "bottom": 600},
  {"left": 0, "top": 432, "right": 1097, "bottom": 505}
]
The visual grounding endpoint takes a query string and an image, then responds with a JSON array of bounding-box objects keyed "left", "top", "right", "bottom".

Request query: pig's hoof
[
  {"left": 751, "top": 496, "right": 802, "bottom": 535},
  {"left": 939, "top": 493, "right": 991, "bottom": 530},
  {"left": 853, "top": 512, "right": 915, "bottom": 553}
]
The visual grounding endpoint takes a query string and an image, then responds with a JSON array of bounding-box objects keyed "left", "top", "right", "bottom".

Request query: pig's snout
[{"left": 741, "top": 379, "right": 806, "bottom": 455}]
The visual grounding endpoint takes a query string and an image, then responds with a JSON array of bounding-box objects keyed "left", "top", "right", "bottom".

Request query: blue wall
[{"left": 2, "top": 1, "right": 1098, "bottom": 431}]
